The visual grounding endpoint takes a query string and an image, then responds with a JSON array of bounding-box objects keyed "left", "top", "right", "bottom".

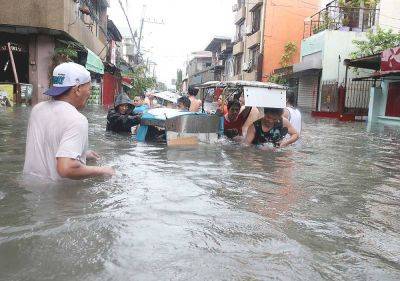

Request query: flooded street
[{"left": 1, "top": 106, "right": 400, "bottom": 281}]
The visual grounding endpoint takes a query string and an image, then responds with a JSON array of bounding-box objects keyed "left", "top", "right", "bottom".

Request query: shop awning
[
  {"left": 85, "top": 47, "right": 104, "bottom": 74},
  {"left": 353, "top": 70, "right": 400, "bottom": 81},
  {"left": 122, "top": 77, "right": 133, "bottom": 88}
]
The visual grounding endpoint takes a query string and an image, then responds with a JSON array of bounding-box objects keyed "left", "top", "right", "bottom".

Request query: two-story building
[
  {"left": 186, "top": 51, "right": 213, "bottom": 87},
  {"left": 0, "top": 0, "right": 109, "bottom": 104},
  {"left": 292, "top": 0, "right": 400, "bottom": 117}
]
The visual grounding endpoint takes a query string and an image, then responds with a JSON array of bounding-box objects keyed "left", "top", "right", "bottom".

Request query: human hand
[
  {"left": 100, "top": 166, "right": 115, "bottom": 177},
  {"left": 85, "top": 150, "right": 100, "bottom": 161},
  {"left": 277, "top": 141, "right": 288, "bottom": 148}
]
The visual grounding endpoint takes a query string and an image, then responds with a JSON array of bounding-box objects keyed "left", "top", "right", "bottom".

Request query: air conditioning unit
[
  {"left": 242, "top": 60, "right": 252, "bottom": 72},
  {"left": 232, "top": 4, "right": 239, "bottom": 12},
  {"left": 245, "top": 25, "right": 253, "bottom": 35}
]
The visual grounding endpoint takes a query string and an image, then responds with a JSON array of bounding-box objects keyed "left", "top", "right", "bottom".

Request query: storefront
[
  {"left": 85, "top": 47, "right": 104, "bottom": 105},
  {"left": 347, "top": 46, "right": 400, "bottom": 126},
  {"left": 0, "top": 37, "right": 32, "bottom": 106}
]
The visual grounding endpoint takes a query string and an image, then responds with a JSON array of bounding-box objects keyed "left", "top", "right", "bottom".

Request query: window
[
  {"left": 250, "top": 45, "right": 260, "bottom": 72},
  {"left": 206, "top": 62, "right": 211, "bottom": 68},
  {"left": 234, "top": 54, "right": 243, "bottom": 75},
  {"left": 237, "top": 0, "right": 245, "bottom": 9},
  {"left": 236, "top": 20, "right": 245, "bottom": 42},
  {"left": 252, "top": 6, "right": 262, "bottom": 33}
]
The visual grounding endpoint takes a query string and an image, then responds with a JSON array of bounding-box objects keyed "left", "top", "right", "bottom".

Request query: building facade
[
  {"left": 293, "top": 0, "right": 400, "bottom": 114},
  {"left": 0, "top": 0, "right": 109, "bottom": 104},
  {"left": 346, "top": 46, "right": 400, "bottom": 126},
  {"left": 231, "top": 0, "right": 264, "bottom": 81},
  {"left": 231, "top": 0, "right": 321, "bottom": 82},
  {"left": 186, "top": 51, "right": 213, "bottom": 87},
  {"left": 262, "top": 0, "right": 321, "bottom": 80}
]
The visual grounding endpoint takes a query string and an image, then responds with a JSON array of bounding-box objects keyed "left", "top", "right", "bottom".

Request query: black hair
[
  {"left": 286, "top": 90, "right": 297, "bottom": 106},
  {"left": 263, "top": 107, "right": 284, "bottom": 116},
  {"left": 178, "top": 96, "right": 191, "bottom": 109},
  {"left": 227, "top": 99, "right": 241, "bottom": 110},
  {"left": 188, "top": 86, "right": 199, "bottom": 96}
]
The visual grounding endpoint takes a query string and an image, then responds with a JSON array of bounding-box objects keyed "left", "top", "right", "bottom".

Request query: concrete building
[
  {"left": 0, "top": 0, "right": 109, "bottom": 104},
  {"left": 120, "top": 37, "right": 136, "bottom": 66},
  {"left": 231, "top": 0, "right": 321, "bottom": 81},
  {"left": 205, "top": 37, "right": 233, "bottom": 82},
  {"left": 262, "top": 0, "right": 321, "bottom": 80},
  {"left": 186, "top": 51, "right": 213, "bottom": 87},
  {"left": 231, "top": 0, "right": 264, "bottom": 81},
  {"left": 292, "top": 0, "right": 399, "bottom": 113}
]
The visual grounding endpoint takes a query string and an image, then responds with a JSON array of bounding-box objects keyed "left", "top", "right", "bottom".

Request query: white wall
[
  {"left": 378, "top": 0, "right": 400, "bottom": 32},
  {"left": 321, "top": 30, "right": 369, "bottom": 82}
]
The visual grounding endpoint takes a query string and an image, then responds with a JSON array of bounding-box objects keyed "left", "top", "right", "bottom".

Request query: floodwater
[{"left": 1, "top": 105, "right": 400, "bottom": 281}]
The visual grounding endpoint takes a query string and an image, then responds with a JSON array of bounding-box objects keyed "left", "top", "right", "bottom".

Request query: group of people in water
[
  {"left": 23, "top": 62, "right": 302, "bottom": 182},
  {"left": 107, "top": 85, "right": 302, "bottom": 149}
]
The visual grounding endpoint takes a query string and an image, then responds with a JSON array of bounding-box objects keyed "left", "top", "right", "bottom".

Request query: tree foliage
[
  {"left": 338, "top": 0, "right": 379, "bottom": 8},
  {"left": 351, "top": 27, "right": 400, "bottom": 58},
  {"left": 123, "top": 65, "right": 156, "bottom": 97},
  {"left": 280, "top": 42, "right": 297, "bottom": 68}
]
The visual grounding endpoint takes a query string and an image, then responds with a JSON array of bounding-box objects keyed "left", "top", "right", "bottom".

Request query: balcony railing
[{"left": 303, "top": 0, "right": 378, "bottom": 38}]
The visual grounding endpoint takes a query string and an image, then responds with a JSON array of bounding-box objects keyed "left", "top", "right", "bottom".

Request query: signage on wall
[{"left": 0, "top": 43, "right": 27, "bottom": 53}]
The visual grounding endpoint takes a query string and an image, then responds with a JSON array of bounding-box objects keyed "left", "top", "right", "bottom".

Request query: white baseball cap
[{"left": 44, "top": 62, "right": 91, "bottom": 96}]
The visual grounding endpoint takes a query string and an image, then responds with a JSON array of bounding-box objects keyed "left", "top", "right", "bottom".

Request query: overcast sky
[{"left": 108, "top": 0, "right": 235, "bottom": 88}]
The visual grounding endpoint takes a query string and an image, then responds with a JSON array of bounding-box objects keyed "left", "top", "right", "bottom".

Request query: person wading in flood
[
  {"left": 106, "top": 93, "right": 141, "bottom": 133},
  {"left": 224, "top": 99, "right": 252, "bottom": 141},
  {"left": 283, "top": 91, "right": 302, "bottom": 136},
  {"left": 23, "top": 62, "right": 115, "bottom": 181},
  {"left": 245, "top": 108, "right": 299, "bottom": 148},
  {"left": 188, "top": 86, "right": 202, "bottom": 112}
]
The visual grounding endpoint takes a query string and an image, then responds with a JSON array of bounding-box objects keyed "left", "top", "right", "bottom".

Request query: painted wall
[
  {"left": 262, "top": 0, "right": 321, "bottom": 80},
  {"left": 301, "top": 31, "right": 325, "bottom": 57},
  {"left": 368, "top": 79, "right": 400, "bottom": 126},
  {"left": 321, "top": 31, "right": 367, "bottom": 82}
]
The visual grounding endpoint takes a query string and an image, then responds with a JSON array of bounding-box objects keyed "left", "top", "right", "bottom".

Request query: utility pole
[{"left": 136, "top": 5, "right": 164, "bottom": 60}]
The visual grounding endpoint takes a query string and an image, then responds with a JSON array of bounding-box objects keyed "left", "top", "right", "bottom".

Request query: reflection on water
[{"left": 1, "top": 105, "right": 400, "bottom": 281}]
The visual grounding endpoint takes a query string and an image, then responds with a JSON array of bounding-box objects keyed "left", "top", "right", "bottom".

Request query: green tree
[
  {"left": 338, "top": 0, "right": 379, "bottom": 8},
  {"left": 123, "top": 65, "right": 156, "bottom": 97},
  {"left": 280, "top": 42, "right": 297, "bottom": 68},
  {"left": 351, "top": 27, "right": 400, "bottom": 58}
]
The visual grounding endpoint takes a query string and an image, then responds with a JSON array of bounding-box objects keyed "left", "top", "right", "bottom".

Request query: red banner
[{"left": 381, "top": 46, "right": 400, "bottom": 71}]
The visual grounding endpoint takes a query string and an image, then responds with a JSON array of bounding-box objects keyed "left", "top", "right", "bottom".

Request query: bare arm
[
  {"left": 56, "top": 158, "right": 114, "bottom": 180},
  {"left": 244, "top": 124, "right": 256, "bottom": 146},
  {"left": 283, "top": 108, "right": 290, "bottom": 120},
  {"left": 279, "top": 118, "right": 299, "bottom": 148}
]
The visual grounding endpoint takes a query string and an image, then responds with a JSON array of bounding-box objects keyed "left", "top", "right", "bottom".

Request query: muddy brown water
[{"left": 0, "top": 105, "right": 400, "bottom": 281}]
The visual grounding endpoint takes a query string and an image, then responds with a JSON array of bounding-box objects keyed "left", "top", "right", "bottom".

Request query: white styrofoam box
[{"left": 244, "top": 86, "right": 286, "bottom": 108}]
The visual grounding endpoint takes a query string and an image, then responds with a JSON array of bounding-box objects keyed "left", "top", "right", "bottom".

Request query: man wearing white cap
[{"left": 23, "top": 62, "right": 115, "bottom": 180}]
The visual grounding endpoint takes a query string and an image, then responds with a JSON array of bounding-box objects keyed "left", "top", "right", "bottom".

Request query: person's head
[
  {"left": 133, "top": 95, "right": 143, "bottom": 107},
  {"left": 227, "top": 99, "right": 241, "bottom": 120},
  {"left": 217, "top": 95, "right": 223, "bottom": 105},
  {"left": 177, "top": 96, "right": 191, "bottom": 111},
  {"left": 263, "top": 107, "right": 284, "bottom": 127},
  {"left": 45, "top": 62, "right": 92, "bottom": 109},
  {"left": 286, "top": 90, "right": 296, "bottom": 107},
  {"left": 188, "top": 86, "right": 199, "bottom": 97},
  {"left": 233, "top": 90, "right": 245, "bottom": 106},
  {"left": 114, "top": 93, "right": 133, "bottom": 115}
]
